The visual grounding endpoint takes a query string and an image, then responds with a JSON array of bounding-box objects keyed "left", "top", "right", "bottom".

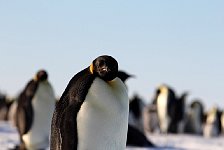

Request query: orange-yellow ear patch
[
  {"left": 33, "top": 75, "right": 38, "bottom": 81},
  {"left": 90, "top": 63, "right": 94, "bottom": 74}
]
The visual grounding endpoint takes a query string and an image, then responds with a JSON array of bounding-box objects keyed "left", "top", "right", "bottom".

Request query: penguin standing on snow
[
  {"left": 221, "top": 111, "right": 224, "bottom": 134},
  {"left": 15, "top": 70, "right": 56, "bottom": 150},
  {"left": 154, "top": 84, "right": 178, "bottom": 133},
  {"left": 0, "top": 94, "right": 8, "bottom": 120},
  {"left": 184, "top": 100, "right": 204, "bottom": 135},
  {"left": 203, "top": 107, "right": 222, "bottom": 137},
  {"left": 50, "top": 55, "right": 129, "bottom": 150}
]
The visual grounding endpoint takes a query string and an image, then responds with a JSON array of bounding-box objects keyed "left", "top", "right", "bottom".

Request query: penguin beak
[{"left": 102, "top": 67, "right": 111, "bottom": 72}]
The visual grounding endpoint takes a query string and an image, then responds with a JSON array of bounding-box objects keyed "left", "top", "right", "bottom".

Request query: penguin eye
[{"left": 98, "top": 61, "right": 106, "bottom": 67}]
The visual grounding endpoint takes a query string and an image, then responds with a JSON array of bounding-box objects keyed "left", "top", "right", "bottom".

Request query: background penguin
[
  {"left": 117, "top": 70, "right": 155, "bottom": 148},
  {"left": 0, "top": 93, "right": 8, "bottom": 120},
  {"left": 143, "top": 104, "right": 160, "bottom": 133},
  {"left": 50, "top": 55, "right": 129, "bottom": 150},
  {"left": 129, "top": 94, "right": 145, "bottom": 132},
  {"left": 153, "top": 84, "right": 178, "bottom": 133},
  {"left": 221, "top": 111, "right": 224, "bottom": 134},
  {"left": 184, "top": 100, "right": 204, "bottom": 135},
  {"left": 203, "top": 106, "right": 222, "bottom": 137},
  {"left": 15, "top": 70, "right": 56, "bottom": 150},
  {"left": 175, "top": 92, "right": 188, "bottom": 133}
]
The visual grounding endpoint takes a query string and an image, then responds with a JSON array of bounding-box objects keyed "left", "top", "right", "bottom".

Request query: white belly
[
  {"left": 203, "top": 111, "right": 219, "bottom": 137},
  {"left": 221, "top": 113, "right": 224, "bottom": 133},
  {"left": 22, "top": 81, "right": 56, "bottom": 150},
  {"left": 157, "top": 94, "right": 169, "bottom": 133},
  {"left": 77, "top": 77, "right": 129, "bottom": 150}
]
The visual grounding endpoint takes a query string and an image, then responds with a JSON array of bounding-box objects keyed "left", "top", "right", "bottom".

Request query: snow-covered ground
[{"left": 0, "top": 121, "right": 223, "bottom": 150}]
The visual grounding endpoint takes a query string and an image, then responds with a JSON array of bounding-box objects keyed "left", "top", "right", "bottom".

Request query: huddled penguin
[
  {"left": 50, "top": 55, "right": 129, "bottom": 150},
  {"left": 15, "top": 70, "right": 56, "bottom": 150},
  {"left": 184, "top": 100, "right": 204, "bottom": 135},
  {"left": 221, "top": 111, "right": 224, "bottom": 134},
  {"left": 203, "top": 106, "right": 222, "bottom": 137},
  {"left": 143, "top": 104, "right": 160, "bottom": 133},
  {"left": 153, "top": 84, "right": 178, "bottom": 133},
  {"left": 0, "top": 93, "right": 8, "bottom": 120},
  {"left": 129, "top": 94, "right": 145, "bottom": 132},
  {"left": 175, "top": 92, "right": 188, "bottom": 133}
]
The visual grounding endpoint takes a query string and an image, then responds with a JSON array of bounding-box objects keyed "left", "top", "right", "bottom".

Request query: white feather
[
  {"left": 157, "top": 89, "right": 170, "bottom": 133},
  {"left": 77, "top": 77, "right": 129, "bottom": 150},
  {"left": 22, "top": 81, "right": 56, "bottom": 150}
]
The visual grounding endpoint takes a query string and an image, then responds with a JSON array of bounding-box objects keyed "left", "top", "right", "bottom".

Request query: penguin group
[
  {"left": 0, "top": 55, "right": 224, "bottom": 150},
  {"left": 143, "top": 83, "right": 224, "bottom": 138}
]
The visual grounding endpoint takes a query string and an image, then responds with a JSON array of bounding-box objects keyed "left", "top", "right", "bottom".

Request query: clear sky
[{"left": 0, "top": 1, "right": 224, "bottom": 110}]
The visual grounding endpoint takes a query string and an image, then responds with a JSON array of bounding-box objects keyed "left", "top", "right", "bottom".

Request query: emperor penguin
[
  {"left": 221, "top": 111, "right": 224, "bottom": 134},
  {"left": 129, "top": 94, "right": 145, "bottom": 132},
  {"left": 50, "top": 55, "right": 129, "bottom": 150},
  {"left": 203, "top": 106, "right": 222, "bottom": 137},
  {"left": 15, "top": 70, "right": 56, "bottom": 150},
  {"left": 184, "top": 100, "right": 204, "bottom": 135},
  {"left": 154, "top": 84, "right": 178, "bottom": 133},
  {"left": 0, "top": 94, "right": 8, "bottom": 120}
]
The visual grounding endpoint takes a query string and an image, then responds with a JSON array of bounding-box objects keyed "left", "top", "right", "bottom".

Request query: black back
[
  {"left": 50, "top": 68, "right": 95, "bottom": 150},
  {"left": 16, "top": 79, "right": 38, "bottom": 136},
  {"left": 129, "top": 95, "right": 142, "bottom": 119},
  {"left": 175, "top": 92, "right": 188, "bottom": 123}
]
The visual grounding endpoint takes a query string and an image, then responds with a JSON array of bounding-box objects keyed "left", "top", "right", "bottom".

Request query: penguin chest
[
  {"left": 157, "top": 94, "right": 170, "bottom": 132},
  {"left": 77, "top": 78, "right": 129, "bottom": 150},
  {"left": 221, "top": 113, "right": 224, "bottom": 133},
  {"left": 23, "top": 82, "right": 55, "bottom": 149}
]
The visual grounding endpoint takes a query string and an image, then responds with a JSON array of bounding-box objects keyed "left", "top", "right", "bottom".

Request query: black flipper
[
  {"left": 16, "top": 80, "right": 38, "bottom": 135},
  {"left": 50, "top": 68, "right": 95, "bottom": 150}
]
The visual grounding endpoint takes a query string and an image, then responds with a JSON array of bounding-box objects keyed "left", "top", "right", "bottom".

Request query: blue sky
[{"left": 0, "top": 1, "right": 224, "bottom": 110}]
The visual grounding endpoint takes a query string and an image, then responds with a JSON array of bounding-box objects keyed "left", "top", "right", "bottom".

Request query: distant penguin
[
  {"left": 175, "top": 92, "right": 188, "bottom": 133},
  {"left": 50, "top": 55, "right": 129, "bottom": 150},
  {"left": 221, "top": 111, "right": 224, "bottom": 134},
  {"left": 203, "top": 107, "right": 222, "bottom": 137},
  {"left": 0, "top": 94, "right": 8, "bottom": 120},
  {"left": 184, "top": 100, "right": 204, "bottom": 135},
  {"left": 154, "top": 84, "right": 178, "bottom": 133},
  {"left": 15, "top": 70, "right": 56, "bottom": 150},
  {"left": 129, "top": 94, "right": 145, "bottom": 132},
  {"left": 117, "top": 70, "right": 155, "bottom": 148},
  {"left": 143, "top": 104, "right": 160, "bottom": 133}
]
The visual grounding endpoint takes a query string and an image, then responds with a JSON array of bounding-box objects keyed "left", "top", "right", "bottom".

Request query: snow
[{"left": 0, "top": 121, "right": 223, "bottom": 150}]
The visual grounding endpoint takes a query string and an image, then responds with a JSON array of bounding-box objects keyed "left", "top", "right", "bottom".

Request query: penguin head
[
  {"left": 35, "top": 70, "right": 48, "bottom": 82},
  {"left": 158, "top": 84, "right": 169, "bottom": 95},
  {"left": 90, "top": 55, "right": 118, "bottom": 81}
]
